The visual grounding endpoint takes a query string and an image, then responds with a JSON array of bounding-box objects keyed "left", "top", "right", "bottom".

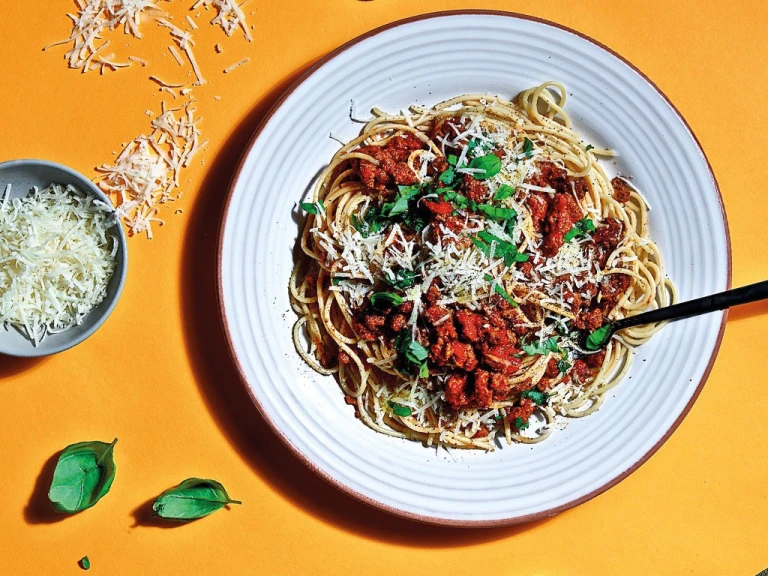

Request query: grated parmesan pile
[
  {"left": 96, "top": 102, "right": 208, "bottom": 238},
  {"left": 43, "top": 0, "right": 163, "bottom": 73},
  {"left": 0, "top": 184, "right": 118, "bottom": 345}
]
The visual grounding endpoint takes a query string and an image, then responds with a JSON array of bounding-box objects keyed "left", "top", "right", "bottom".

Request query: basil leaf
[
  {"left": 332, "top": 277, "right": 342, "bottom": 286},
  {"left": 514, "top": 416, "right": 530, "bottom": 430},
  {"left": 351, "top": 207, "right": 384, "bottom": 237},
  {"left": 48, "top": 439, "right": 117, "bottom": 514},
  {"left": 387, "top": 401, "right": 412, "bottom": 417},
  {"left": 471, "top": 235, "right": 491, "bottom": 257},
  {"left": 557, "top": 358, "right": 571, "bottom": 373},
  {"left": 522, "top": 137, "right": 534, "bottom": 158},
  {"left": 483, "top": 274, "right": 518, "bottom": 307},
  {"left": 383, "top": 185, "right": 423, "bottom": 218},
  {"left": 586, "top": 324, "right": 612, "bottom": 350},
  {"left": 468, "top": 154, "right": 501, "bottom": 180},
  {"left": 521, "top": 389, "right": 546, "bottom": 405},
  {"left": 564, "top": 218, "right": 595, "bottom": 242},
  {"left": 300, "top": 200, "right": 325, "bottom": 215},
  {"left": 477, "top": 204, "right": 517, "bottom": 221},
  {"left": 521, "top": 336, "right": 560, "bottom": 356},
  {"left": 371, "top": 292, "right": 403, "bottom": 309},
  {"left": 447, "top": 154, "right": 459, "bottom": 166},
  {"left": 385, "top": 268, "right": 418, "bottom": 289},
  {"left": 494, "top": 184, "right": 515, "bottom": 202},
  {"left": 586, "top": 144, "right": 594, "bottom": 151},
  {"left": 393, "top": 330, "right": 430, "bottom": 376},
  {"left": 405, "top": 340, "right": 429, "bottom": 364},
  {"left": 439, "top": 167, "right": 456, "bottom": 185},
  {"left": 152, "top": 478, "right": 241, "bottom": 521},
  {"left": 441, "top": 190, "right": 468, "bottom": 209},
  {"left": 419, "top": 363, "right": 429, "bottom": 378},
  {"left": 79, "top": 557, "right": 90, "bottom": 571}
]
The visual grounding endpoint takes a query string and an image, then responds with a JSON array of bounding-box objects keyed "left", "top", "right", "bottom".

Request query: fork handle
[{"left": 613, "top": 280, "right": 768, "bottom": 331}]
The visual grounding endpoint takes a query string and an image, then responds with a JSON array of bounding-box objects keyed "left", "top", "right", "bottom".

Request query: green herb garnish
[
  {"left": 331, "top": 277, "right": 342, "bottom": 286},
  {"left": 438, "top": 167, "right": 456, "bottom": 185},
  {"left": 563, "top": 218, "right": 596, "bottom": 242},
  {"left": 483, "top": 274, "right": 518, "bottom": 307},
  {"left": 388, "top": 401, "right": 413, "bottom": 417},
  {"left": 447, "top": 154, "right": 459, "bottom": 166},
  {"left": 300, "top": 200, "right": 325, "bottom": 215},
  {"left": 468, "top": 154, "right": 501, "bottom": 180},
  {"left": 474, "top": 231, "right": 529, "bottom": 265},
  {"left": 586, "top": 324, "right": 612, "bottom": 350},
  {"left": 477, "top": 204, "right": 517, "bottom": 221},
  {"left": 48, "top": 439, "right": 117, "bottom": 513},
  {"left": 441, "top": 190, "right": 469, "bottom": 209},
  {"left": 514, "top": 416, "right": 530, "bottom": 430},
  {"left": 371, "top": 292, "right": 403, "bottom": 309},
  {"left": 586, "top": 144, "right": 595, "bottom": 151},
  {"left": 384, "top": 185, "right": 422, "bottom": 217},
  {"left": 521, "top": 389, "right": 547, "bottom": 405},
  {"left": 557, "top": 358, "right": 572, "bottom": 373},
  {"left": 394, "top": 330, "right": 429, "bottom": 375},
  {"left": 522, "top": 137, "right": 534, "bottom": 158},
  {"left": 385, "top": 268, "right": 418, "bottom": 290},
  {"left": 351, "top": 207, "right": 385, "bottom": 237},
  {"left": 493, "top": 184, "right": 515, "bottom": 202},
  {"left": 151, "top": 478, "right": 241, "bottom": 521},
  {"left": 520, "top": 336, "right": 560, "bottom": 357}
]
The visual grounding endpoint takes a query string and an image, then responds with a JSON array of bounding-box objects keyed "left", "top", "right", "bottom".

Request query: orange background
[{"left": 1, "top": 1, "right": 767, "bottom": 574}]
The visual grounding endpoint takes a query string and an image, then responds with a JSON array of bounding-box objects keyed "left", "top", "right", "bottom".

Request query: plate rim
[{"left": 216, "top": 9, "right": 732, "bottom": 527}]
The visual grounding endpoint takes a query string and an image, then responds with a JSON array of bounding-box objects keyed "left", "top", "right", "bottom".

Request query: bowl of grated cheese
[{"left": 0, "top": 159, "right": 127, "bottom": 357}]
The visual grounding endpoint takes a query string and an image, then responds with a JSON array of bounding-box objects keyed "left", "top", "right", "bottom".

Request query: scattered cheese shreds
[
  {"left": 43, "top": 0, "right": 162, "bottom": 73},
  {"left": 96, "top": 102, "right": 206, "bottom": 238},
  {"left": 223, "top": 57, "right": 249, "bottom": 74},
  {"left": 0, "top": 184, "right": 117, "bottom": 345},
  {"left": 192, "top": 0, "right": 252, "bottom": 41}
]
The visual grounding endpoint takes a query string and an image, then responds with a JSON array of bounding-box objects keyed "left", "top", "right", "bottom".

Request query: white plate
[{"left": 218, "top": 11, "right": 730, "bottom": 526}]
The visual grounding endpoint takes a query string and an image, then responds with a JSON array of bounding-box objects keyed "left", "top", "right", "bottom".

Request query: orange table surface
[{"left": 1, "top": 1, "right": 767, "bottom": 574}]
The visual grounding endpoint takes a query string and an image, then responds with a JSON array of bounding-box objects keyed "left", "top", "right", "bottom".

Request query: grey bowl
[{"left": 0, "top": 159, "right": 128, "bottom": 357}]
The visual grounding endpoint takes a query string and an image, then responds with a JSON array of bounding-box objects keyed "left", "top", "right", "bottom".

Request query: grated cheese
[
  {"left": 43, "top": 0, "right": 161, "bottom": 73},
  {"left": 192, "top": 0, "right": 252, "bottom": 41},
  {"left": 0, "top": 184, "right": 117, "bottom": 345},
  {"left": 96, "top": 101, "right": 207, "bottom": 238}
]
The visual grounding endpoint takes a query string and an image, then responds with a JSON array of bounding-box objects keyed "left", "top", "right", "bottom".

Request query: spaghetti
[{"left": 289, "top": 81, "right": 676, "bottom": 450}]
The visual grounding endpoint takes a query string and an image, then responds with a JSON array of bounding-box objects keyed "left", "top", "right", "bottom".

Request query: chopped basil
[
  {"left": 493, "top": 184, "right": 515, "bottom": 202},
  {"left": 514, "top": 416, "right": 530, "bottom": 430},
  {"left": 387, "top": 401, "right": 412, "bottom": 417},
  {"left": 586, "top": 144, "right": 595, "bottom": 151},
  {"left": 370, "top": 292, "right": 403, "bottom": 309},
  {"left": 467, "top": 138, "right": 493, "bottom": 153},
  {"left": 522, "top": 137, "right": 534, "bottom": 158},
  {"left": 494, "top": 413, "right": 503, "bottom": 421},
  {"left": 586, "top": 324, "right": 612, "bottom": 350},
  {"left": 475, "top": 231, "right": 529, "bottom": 265},
  {"left": 521, "top": 336, "right": 560, "bottom": 356},
  {"left": 477, "top": 204, "right": 516, "bottom": 221},
  {"left": 393, "top": 330, "right": 430, "bottom": 376},
  {"left": 563, "top": 218, "right": 596, "bottom": 242},
  {"left": 483, "top": 274, "right": 518, "bottom": 307},
  {"left": 384, "top": 185, "right": 422, "bottom": 217},
  {"left": 300, "top": 200, "right": 325, "bottom": 215},
  {"left": 331, "top": 277, "right": 342, "bottom": 286},
  {"left": 468, "top": 154, "right": 501, "bottom": 180},
  {"left": 385, "top": 268, "right": 418, "bottom": 289},
  {"left": 557, "top": 358, "right": 572, "bottom": 373},
  {"left": 419, "top": 363, "right": 429, "bottom": 378},
  {"left": 521, "top": 389, "right": 547, "bottom": 405},
  {"left": 441, "top": 190, "right": 469, "bottom": 209},
  {"left": 351, "top": 207, "right": 385, "bottom": 237},
  {"left": 447, "top": 154, "right": 459, "bottom": 166},
  {"left": 438, "top": 167, "right": 456, "bottom": 185}
]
